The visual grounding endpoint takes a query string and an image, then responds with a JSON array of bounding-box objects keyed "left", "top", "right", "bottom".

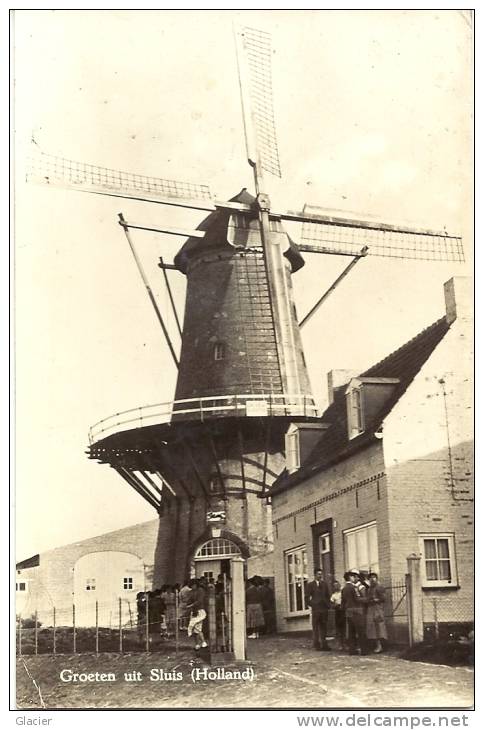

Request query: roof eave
[{"left": 270, "top": 430, "right": 379, "bottom": 497}]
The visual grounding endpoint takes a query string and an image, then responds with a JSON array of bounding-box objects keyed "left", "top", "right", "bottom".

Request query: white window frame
[
  {"left": 85, "top": 578, "right": 96, "bottom": 591},
  {"left": 418, "top": 533, "right": 458, "bottom": 588},
  {"left": 346, "top": 382, "right": 364, "bottom": 439},
  {"left": 285, "top": 424, "right": 300, "bottom": 474},
  {"left": 284, "top": 545, "right": 309, "bottom": 615},
  {"left": 343, "top": 521, "right": 379, "bottom": 574},
  {"left": 195, "top": 538, "right": 241, "bottom": 560},
  {"left": 214, "top": 342, "right": 226, "bottom": 361},
  {"left": 123, "top": 577, "right": 134, "bottom": 590},
  {"left": 319, "top": 532, "right": 331, "bottom": 565},
  {"left": 16, "top": 582, "right": 27, "bottom": 592}
]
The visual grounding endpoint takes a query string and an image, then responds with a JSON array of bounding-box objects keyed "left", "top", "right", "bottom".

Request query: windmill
[{"left": 26, "top": 25, "right": 463, "bottom": 585}]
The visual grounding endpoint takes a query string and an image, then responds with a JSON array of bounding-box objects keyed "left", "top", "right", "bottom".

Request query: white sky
[{"left": 13, "top": 9, "right": 473, "bottom": 560}]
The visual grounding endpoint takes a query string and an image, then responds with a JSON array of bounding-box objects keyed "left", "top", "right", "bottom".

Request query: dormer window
[
  {"left": 285, "top": 424, "right": 300, "bottom": 473},
  {"left": 346, "top": 384, "right": 364, "bottom": 439},
  {"left": 345, "top": 376, "right": 400, "bottom": 441},
  {"left": 214, "top": 342, "right": 226, "bottom": 361}
]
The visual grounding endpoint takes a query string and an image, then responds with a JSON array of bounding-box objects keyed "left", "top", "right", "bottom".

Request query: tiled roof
[
  {"left": 270, "top": 315, "right": 451, "bottom": 495},
  {"left": 16, "top": 554, "right": 40, "bottom": 570}
]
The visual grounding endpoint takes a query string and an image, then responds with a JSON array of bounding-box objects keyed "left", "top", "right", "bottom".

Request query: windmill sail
[
  {"left": 27, "top": 149, "right": 214, "bottom": 209},
  {"left": 279, "top": 207, "right": 464, "bottom": 263},
  {"left": 235, "top": 25, "right": 281, "bottom": 180}
]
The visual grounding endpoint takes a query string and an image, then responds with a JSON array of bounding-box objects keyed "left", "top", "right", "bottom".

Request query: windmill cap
[{"left": 173, "top": 188, "right": 305, "bottom": 274}]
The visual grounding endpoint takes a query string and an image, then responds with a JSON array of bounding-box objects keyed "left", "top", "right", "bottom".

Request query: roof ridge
[
  {"left": 361, "top": 315, "right": 448, "bottom": 377},
  {"left": 271, "top": 313, "right": 451, "bottom": 496}
]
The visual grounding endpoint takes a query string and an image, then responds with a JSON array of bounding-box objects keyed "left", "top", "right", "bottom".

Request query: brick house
[{"left": 270, "top": 277, "right": 473, "bottom": 639}]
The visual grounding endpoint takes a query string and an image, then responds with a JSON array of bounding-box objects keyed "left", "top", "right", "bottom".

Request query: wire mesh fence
[
  {"left": 422, "top": 591, "right": 473, "bottom": 641},
  {"left": 384, "top": 577, "right": 411, "bottom": 645},
  {"left": 16, "top": 581, "right": 234, "bottom": 657},
  {"left": 18, "top": 578, "right": 472, "bottom": 656}
]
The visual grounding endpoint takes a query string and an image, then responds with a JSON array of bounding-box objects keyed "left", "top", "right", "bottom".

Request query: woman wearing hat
[{"left": 366, "top": 572, "right": 387, "bottom": 653}]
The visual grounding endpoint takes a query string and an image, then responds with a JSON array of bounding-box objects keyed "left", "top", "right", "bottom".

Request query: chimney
[
  {"left": 327, "top": 369, "right": 359, "bottom": 405},
  {"left": 444, "top": 277, "right": 472, "bottom": 325}
]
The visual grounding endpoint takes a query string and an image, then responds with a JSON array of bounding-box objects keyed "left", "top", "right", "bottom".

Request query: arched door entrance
[{"left": 193, "top": 537, "right": 241, "bottom": 580}]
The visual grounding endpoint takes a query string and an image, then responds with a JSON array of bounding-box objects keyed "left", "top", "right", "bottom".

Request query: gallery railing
[{"left": 88, "top": 392, "right": 320, "bottom": 444}]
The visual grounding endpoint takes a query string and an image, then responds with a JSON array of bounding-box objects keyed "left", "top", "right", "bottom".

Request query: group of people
[
  {"left": 245, "top": 576, "right": 275, "bottom": 638},
  {"left": 306, "top": 568, "right": 387, "bottom": 655},
  {"left": 135, "top": 584, "right": 179, "bottom": 640},
  {"left": 137, "top": 568, "right": 387, "bottom": 656},
  {"left": 137, "top": 575, "right": 230, "bottom": 651}
]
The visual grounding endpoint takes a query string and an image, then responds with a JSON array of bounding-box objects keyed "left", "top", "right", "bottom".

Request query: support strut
[
  {"left": 299, "top": 246, "right": 368, "bottom": 328},
  {"left": 118, "top": 213, "right": 179, "bottom": 368}
]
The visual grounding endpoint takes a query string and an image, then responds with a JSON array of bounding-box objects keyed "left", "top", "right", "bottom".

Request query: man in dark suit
[
  {"left": 341, "top": 570, "right": 367, "bottom": 655},
  {"left": 306, "top": 568, "right": 331, "bottom": 650}
]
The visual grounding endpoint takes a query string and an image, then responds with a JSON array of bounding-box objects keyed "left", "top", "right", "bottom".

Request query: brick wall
[
  {"left": 175, "top": 250, "right": 283, "bottom": 399},
  {"left": 175, "top": 246, "right": 312, "bottom": 400},
  {"left": 165, "top": 451, "right": 280, "bottom": 582},
  {"left": 271, "top": 279, "right": 473, "bottom": 634},
  {"left": 382, "top": 297, "right": 473, "bottom": 624},
  {"left": 272, "top": 443, "right": 388, "bottom": 632}
]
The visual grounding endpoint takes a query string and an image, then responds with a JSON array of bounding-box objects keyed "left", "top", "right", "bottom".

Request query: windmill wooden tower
[{"left": 27, "top": 26, "right": 464, "bottom": 584}]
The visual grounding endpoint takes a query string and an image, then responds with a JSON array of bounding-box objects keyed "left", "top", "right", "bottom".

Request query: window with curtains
[
  {"left": 419, "top": 534, "right": 458, "bottom": 587},
  {"left": 285, "top": 546, "right": 308, "bottom": 614},
  {"left": 343, "top": 521, "right": 379, "bottom": 573}
]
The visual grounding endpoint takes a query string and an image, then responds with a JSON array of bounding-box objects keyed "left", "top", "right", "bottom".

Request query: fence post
[
  {"left": 222, "top": 574, "right": 230, "bottom": 651},
  {"left": 208, "top": 583, "right": 217, "bottom": 653},
  {"left": 231, "top": 556, "right": 246, "bottom": 661},
  {"left": 73, "top": 604, "right": 76, "bottom": 654},
  {"left": 175, "top": 589, "right": 179, "bottom": 655},
  {"left": 406, "top": 553, "right": 424, "bottom": 645},
  {"left": 34, "top": 610, "right": 38, "bottom": 655},
  {"left": 95, "top": 601, "right": 99, "bottom": 656},
  {"left": 119, "top": 598, "right": 123, "bottom": 653},
  {"left": 145, "top": 593, "right": 150, "bottom": 654},
  {"left": 225, "top": 577, "right": 233, "bottom": 652},
  {"left": 53, "top": 607, "right": 56, "bottom": 656}
]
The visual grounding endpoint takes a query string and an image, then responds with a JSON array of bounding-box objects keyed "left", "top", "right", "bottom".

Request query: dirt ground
[{"left": 16, "top": 634, "right": 474, "bottom": 710}]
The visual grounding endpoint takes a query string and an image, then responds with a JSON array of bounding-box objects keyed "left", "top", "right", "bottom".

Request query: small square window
[
  {"left": 419, "top": 534, "right": 458, "bottom": 587},
  {"left": 214, "top": 343, "right": 226, "bottom": 361},
  {"left": 16, "top": 582, "right": 26, "bottom": 592},
  {"left": 209, "top": 475, "right": 223, "bottom": 493},
  {"left": 123, "top": 577, "right": 133, "bottom": 590},
  {"left": 85, "top": 578, "right": 96, "bottom": 591}
]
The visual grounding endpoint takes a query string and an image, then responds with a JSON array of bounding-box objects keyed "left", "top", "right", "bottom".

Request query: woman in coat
[
  {"left": 246, "top": 577, "right": 265, "bottom": 639},
  {"left": 366, "top": 572, "right": 387, "bottom": 653}
]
